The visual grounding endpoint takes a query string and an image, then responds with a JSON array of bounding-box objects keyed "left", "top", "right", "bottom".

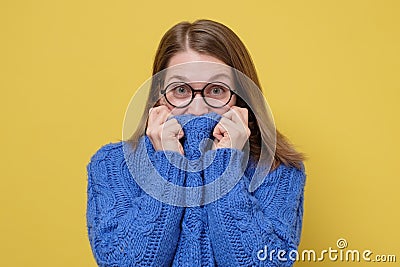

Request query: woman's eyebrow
[
  {"left": 209, "top": 73, "right": 231, "bottom": 81},
  {"left": 165, "top": 73, "right": 232, "bottom": 83},
  {"left": 165, "top": 75, "right": 189, "bottom": 83}
]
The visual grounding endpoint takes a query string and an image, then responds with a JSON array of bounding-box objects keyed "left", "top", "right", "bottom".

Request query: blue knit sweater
[{"left": 86, "top": 113, "right": 306, "bottom": 267}]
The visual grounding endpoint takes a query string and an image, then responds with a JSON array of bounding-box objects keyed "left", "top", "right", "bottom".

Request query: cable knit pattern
[
  {"left": 171, "top": 113, "right": 220, "bottom": 267},
  {"left": 86, "top": 112, "right": 306, "bottom": 267}
]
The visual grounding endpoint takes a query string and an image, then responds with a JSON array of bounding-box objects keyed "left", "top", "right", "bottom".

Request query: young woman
[{"left": 86, "top": 19, "right": 306, "bottom": 266}]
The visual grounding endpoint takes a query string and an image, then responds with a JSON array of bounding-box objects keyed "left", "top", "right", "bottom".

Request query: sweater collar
[{"left": 171, "top": 112, "right": 222, "bottom": 160}]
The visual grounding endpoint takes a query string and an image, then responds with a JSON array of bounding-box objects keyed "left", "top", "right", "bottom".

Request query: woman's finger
[
  {"left": 228, "top": 106, "right": 249, "bottom": 126},
  {"left": 212, "top": 123, "right": 226, "bottom": 141},
  {"left": 214, "top": 107, "right": 251, "bottom": 150},
  {"left": 163, "top": 118, "right": 184, "bottom": 138},
  {"left": 148, "top": 105, "right": 171, "bottom": 127}
]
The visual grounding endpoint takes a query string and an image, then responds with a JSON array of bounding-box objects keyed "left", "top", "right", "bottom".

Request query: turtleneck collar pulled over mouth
[{"left": 169, "top": 112, "right": 222, "bottom": 160}]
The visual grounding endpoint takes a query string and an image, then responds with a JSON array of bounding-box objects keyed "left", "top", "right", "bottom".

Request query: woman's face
[{"left": 160, "top": 49, "right": 237, "bottom": 116}]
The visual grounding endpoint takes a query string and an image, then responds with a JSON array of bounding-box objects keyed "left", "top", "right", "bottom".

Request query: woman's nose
[{"left": 187, "top": 93, "right": 209, "bottom": 115}]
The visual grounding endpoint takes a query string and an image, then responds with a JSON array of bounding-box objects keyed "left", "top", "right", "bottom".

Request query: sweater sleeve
[
  {"left": 86, "top": 142, "right": 186, "bottom": 266},
  {"left": 203, "top": 148, "right": 306, "bottom": 267}
]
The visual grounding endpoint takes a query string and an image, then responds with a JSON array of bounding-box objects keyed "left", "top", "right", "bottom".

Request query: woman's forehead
[{"left": 163, "top": 62, "right": 234, "bottom": 83}]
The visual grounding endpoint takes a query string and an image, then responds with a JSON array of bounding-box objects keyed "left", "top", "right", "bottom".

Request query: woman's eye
[
  {"left": 177, "top": 87, "right": 187, "bottom": 93},
  {"left": 171, "top": 85, "right": 190, "bottom": 97},
  {"left": 175, "top": 86, "right": 188, "bottom": 94},
  {"left": 212, "top": 88, "right": 220, "bottom": 94},
  {"left": 210, "top": 86, "right": 226, "bottom": 95}
]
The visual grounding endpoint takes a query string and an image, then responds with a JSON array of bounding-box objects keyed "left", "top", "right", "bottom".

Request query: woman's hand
[
  {"left": 212, "top": 106, "right": 251, "bottom": 150},
  {"left": 146, "top": 106, "right": 184, "bottom": 155}
]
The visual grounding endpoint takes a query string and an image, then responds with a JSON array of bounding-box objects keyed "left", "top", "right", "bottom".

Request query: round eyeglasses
[{"left": 160, "top": 82, "right": 235, "bottom": 108}]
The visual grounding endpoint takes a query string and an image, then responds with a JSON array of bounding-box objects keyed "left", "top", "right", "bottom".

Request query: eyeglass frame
[{"left": 160, "top": 81, "right": 236, "bottom": 108}]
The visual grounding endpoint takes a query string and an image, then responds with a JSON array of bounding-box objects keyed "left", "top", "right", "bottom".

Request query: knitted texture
[
  {"left": 86, "top": 112, "right": 306, "bottom": 266},
  {"left": 171, "top": 113, "right": 220, "bottom": 267}
]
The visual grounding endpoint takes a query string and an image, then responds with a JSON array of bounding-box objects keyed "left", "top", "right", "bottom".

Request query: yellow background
[{"left": 1, "top": 0, "right": 399, "bottom": 266}]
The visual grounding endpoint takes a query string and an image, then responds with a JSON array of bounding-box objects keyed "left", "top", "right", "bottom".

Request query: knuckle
[{"left": 157, "top": 131, "right": 163, "bottom": 140}]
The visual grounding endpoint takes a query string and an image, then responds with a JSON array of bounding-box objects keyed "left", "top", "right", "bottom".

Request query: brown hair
[{"left": 127, "top": 19, "right": 305, "bottom": 171}]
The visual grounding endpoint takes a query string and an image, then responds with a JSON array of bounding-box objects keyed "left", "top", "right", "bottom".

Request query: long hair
[{"left": 127, "top": 19, "right": 305, "bottom": 170}]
